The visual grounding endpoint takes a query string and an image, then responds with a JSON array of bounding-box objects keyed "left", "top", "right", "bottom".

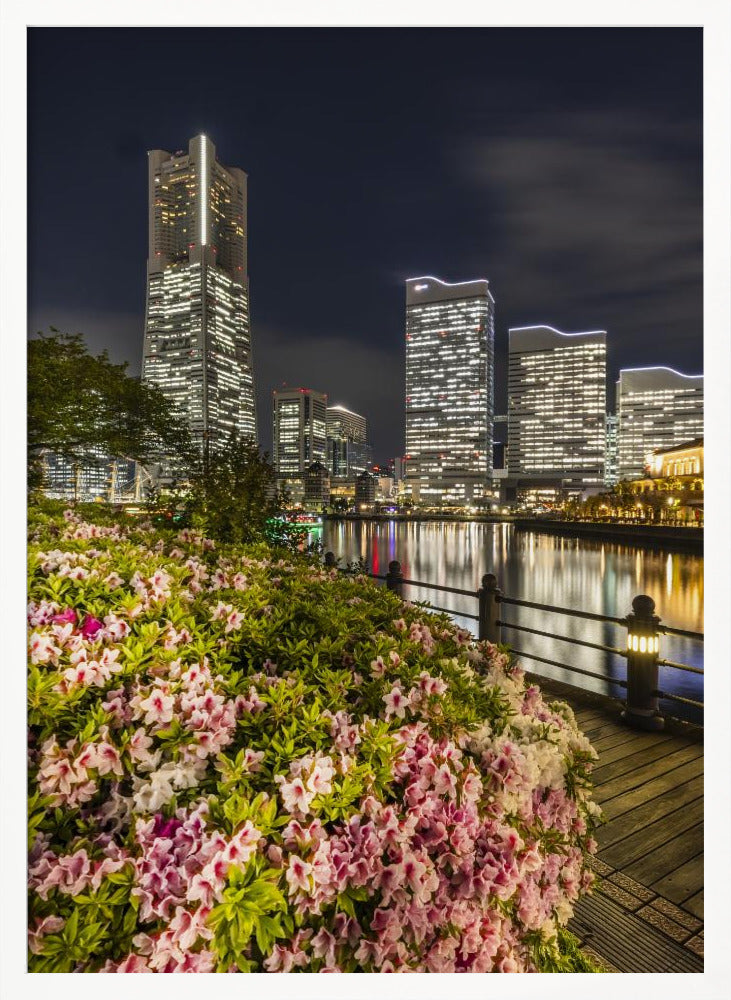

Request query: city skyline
[{"left": 27, "top": 28, "right": 703, "bottom": 463}]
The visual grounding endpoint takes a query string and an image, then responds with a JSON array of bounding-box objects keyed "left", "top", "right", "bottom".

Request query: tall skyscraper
[
  {"left": 405, "top": 276, "right": 495, "bottom": 505},
  {"left": 617, "top": 367, "right": 703, "bottom": 480},
  {"left": 141, "top": 134, "right": 256, "bottom": 467},
  {"left": 605, "top": 414, "right": 619, "bottom": 487},
  {"left": 507, "top": 325, "right": 607, "bottom": 491},
  {"left": 326, "top": 404, "right": 372, "bottom": 477},
  {"left": 272, "top": 388, "right": 328, "bottom": 481}
]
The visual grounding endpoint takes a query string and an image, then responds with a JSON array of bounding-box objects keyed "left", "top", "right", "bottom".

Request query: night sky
[{"left": 27, "top": 27, "right": 703, "bottom": 462}]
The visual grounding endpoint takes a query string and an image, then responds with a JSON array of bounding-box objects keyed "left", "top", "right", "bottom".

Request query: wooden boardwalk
[{"left": 531, "top": 678, "right": 704, "bottom": 973}]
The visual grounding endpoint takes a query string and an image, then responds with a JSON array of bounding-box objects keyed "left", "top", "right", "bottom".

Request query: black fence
[{"left": 323, "top": 552, "right": 704, "bottom": 730}]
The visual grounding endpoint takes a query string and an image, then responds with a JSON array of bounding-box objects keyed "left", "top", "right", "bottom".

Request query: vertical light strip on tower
[{"left": 199, "top": 135, "right": 208, "bottom": 246}]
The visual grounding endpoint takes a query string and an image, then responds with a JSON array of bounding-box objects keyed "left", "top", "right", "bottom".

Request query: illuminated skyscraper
[
  {"left": 507, "top": 326, "right": 607, "bottom": 490},
  {"left": 326, "top": 404, "right": 372, "bottom": 477},
  {"left": 272, "top": 387, "right": 328, "bottom": 482},
  {"left": 617, "top": 367, "right": 703, "bottom": 480},
  {"left": 605, "top": 413, "right": 619, "bottom": 487},
  {"left": 405, "top": 276, "right": 495, "bottom": 504},
  {"left": 141, "top": 134, "right": 256, "bottom": 466}
]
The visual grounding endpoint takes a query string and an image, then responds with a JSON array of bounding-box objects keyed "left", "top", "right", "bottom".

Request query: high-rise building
[
  {"left": 405, "top": 276, "right": 495, "bottom": 505},
  {"left": 507, "top": 325, "right": 607, "bottom": 491},
  {"left": 605, "top": 414, "right": 619, "bottom": 487},
  {"left": 272, "top": 387, "right": 328, "bottom": 482},
  {"left": 326, "top": 404, "right": 372, "bottom": 478},
  {"left": 141, "top": 134, "right": 256, "bottom": 470},
  {"left": 617, "top": 367, "right": 703, "bottom": 480}
]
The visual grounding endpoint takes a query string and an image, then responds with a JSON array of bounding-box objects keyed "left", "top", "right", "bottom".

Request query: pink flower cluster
[{"left": 264, "top": 725, "right": 578, "bottom": 972}]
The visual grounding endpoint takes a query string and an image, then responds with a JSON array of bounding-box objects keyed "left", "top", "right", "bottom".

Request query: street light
[{"left": 622, "top": 595, "right": 663, "bottom": 730}]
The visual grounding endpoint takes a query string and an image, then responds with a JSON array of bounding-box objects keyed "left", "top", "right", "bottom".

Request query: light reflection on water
[{"left": 322, "top": 521, "right": 704, "bottom": 724}]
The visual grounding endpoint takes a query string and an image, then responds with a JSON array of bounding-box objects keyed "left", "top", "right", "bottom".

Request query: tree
[
  {"left": 180, "top": 434, "right": 300, "bottom": 546},
  {"left": 28, "top": 331, "right": 193, "bottom": 488}
]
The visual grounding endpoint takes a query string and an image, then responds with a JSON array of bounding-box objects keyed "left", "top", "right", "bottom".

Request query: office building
[
  {"left": 355, "top": 471, "right": 377, "bottom": 506},
  {"left": 405, "top": 276, "right": 495, "bottom": 505},
  {"left": 272, "top": 387, "right": 328, "bottom": 488},
  {"left": 326, "top": 405, "right": 372, "bottom": 477},
  {"left": 605, "top": 414, "right": 619, "bottom": 487},
  {"left": 303, "top": 462, "right": 330, "bottom": 508},
  {"left": 617, "top": 367, "right": 704, "bottom": 480},
  {"left": 507, "top": 325, "right": 607, "bottom": 493},
  {"left": 141, "top": 134, "right": 256, "bottom": 471}
]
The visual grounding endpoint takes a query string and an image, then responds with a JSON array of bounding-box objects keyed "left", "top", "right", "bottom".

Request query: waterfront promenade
[{"left": 536, "top": 679, "right": 704, "bottom": 973}]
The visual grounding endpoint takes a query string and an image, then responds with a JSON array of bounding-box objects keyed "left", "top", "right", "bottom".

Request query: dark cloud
[{"left": 452, "top": 109, "right": 702, "bottom": 367}]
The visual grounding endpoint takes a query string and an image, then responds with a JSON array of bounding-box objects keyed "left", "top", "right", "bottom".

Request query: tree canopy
[
  {"left": 28, "top": 330, "right": 193, "bottom": 486},
  {"left": 175, "top": 435, "right": 299, "bottom": 546}
]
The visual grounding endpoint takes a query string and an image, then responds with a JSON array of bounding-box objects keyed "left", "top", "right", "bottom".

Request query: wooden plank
[
  {"left": 652, "top": 853, "right": 704, "bottom": 904},
  {"left": 575, "top": 708, "right": 612, "bottom": 725},
  {"left": 590, "top": 730, "right": 673, "bottom": 760},
  {"left": 600, "top": 798, "right": 705, "bottom": 870},
  {"left": 624, "top": 824, "right": 704, "bottom": 886},
  {"left": 582, "top": 720, "right": 628, "bottom": 742},
  {"left": 591, "top": 736, "right": 689, "bottom": 783},
  {"left": 599, "top": 759, "right": 704, "bottom": 822},
  {"left": 593, "top": 744, "right": 703, "bottom": 803},
  {"left": 598, "top": 776, "right": 703, "bottom": 848},
  {"left": 575, "top": 708, "right": 615, "bottom": 725},
  {"left": 569, "top": 892, "right": 703, "bottom": 972},
  {"left": 684, "top": 890, "right": 704, "bottom": 920}
]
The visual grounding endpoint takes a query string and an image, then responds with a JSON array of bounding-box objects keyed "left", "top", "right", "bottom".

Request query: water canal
[{"left": 319, "top": 520, "right": 704, "bottom": 724}]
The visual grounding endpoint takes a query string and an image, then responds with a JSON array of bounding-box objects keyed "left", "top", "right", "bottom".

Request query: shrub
[{"left": 27, "top": 509, "right": 602, "bottom": 973}]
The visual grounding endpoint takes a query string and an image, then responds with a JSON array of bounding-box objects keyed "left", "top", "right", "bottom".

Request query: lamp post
[
  {"left": 622, "top": 595, "right": 663, "bottom": 731},
  {"left": 478, "top": 573, "right": 502, "bottom": 644}
]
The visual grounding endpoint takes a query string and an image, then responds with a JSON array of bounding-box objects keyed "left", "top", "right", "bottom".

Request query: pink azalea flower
[
  {"left": 138, "top": 690, "right": 176, "bottom": 727},
  {"left": 52, "top": 608, "right": 77, "bottom": 625},
  {"left": 285, "top": 855, "right": 313, "bottom": 894},
  {"left": 276, "top": 775, "right": 315, "bottom": 816},
  {"left": 80, "top": 615, "right": 103, "bottom": 639},
  {"left": 370, "top": 656, "right": 386, "bottom": 677},
  {"left": 224, "top": 609, "right": 245, "bottom": 633},
  {"left": 383, "top": 686, "right": 410, "bottom": 720}
]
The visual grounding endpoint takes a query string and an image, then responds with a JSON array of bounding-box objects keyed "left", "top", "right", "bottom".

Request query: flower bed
[{"left": 27, "top": 508, "right": 602, "bottom": 973}]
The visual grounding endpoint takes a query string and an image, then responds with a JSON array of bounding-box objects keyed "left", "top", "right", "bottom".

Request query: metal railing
[{"left": 323, "top": 552, "right": 704, "bottom": 729}]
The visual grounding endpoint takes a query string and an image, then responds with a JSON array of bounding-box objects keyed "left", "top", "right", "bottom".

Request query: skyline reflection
[{"left": 323, "top": 521, "right": 703, "bottom": 723}]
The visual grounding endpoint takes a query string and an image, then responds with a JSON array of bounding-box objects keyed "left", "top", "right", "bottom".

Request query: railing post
[
  {"left": 324, "top": 551, "right": 337, "bottom": 569},
  {"left": 386, "top": 560, "right": 404, "bottom": 596},
  {"left": 478, "top": 573, "right": 502, "bottom": 644},
  {"left": 622, "top": 594, "right": 664, "bottom": 731}
]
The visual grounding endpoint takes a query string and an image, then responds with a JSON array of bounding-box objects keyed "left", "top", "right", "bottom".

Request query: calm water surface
[{"left": 319, "top": 521, "right": 704, "bottom": 723}]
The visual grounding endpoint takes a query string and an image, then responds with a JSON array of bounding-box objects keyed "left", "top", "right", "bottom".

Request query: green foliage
[
  {"left": 208, "top": 859, "right": 288, "bottom": 971},
  {"left": 162, "top": 434, "right": 302, "bottom": 547},
  {"left": 28, "top": 330, "right": 193, "bottom": 489}
]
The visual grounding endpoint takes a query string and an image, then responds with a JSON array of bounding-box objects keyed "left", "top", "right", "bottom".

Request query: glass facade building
[
  {"left": 605, "top": 414, "right": 619, "bottom": 487},
  {"left": 326, "top": 404, "right": 372, "bottom": 478},
  {"left": 507, "top": 326, "right": 607, "bottom": 489},
  {"left": 272, "top": 388, "right": 328, "bottom": 483},
  {"left": 405, "top": 276, "right": 495, "bottom": 505},
  {"left": 141, "top": 134, "right": 256, "bottom": 474},
  {"left": 617, "top": 367, "right": 703, "bottom": 480}
]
